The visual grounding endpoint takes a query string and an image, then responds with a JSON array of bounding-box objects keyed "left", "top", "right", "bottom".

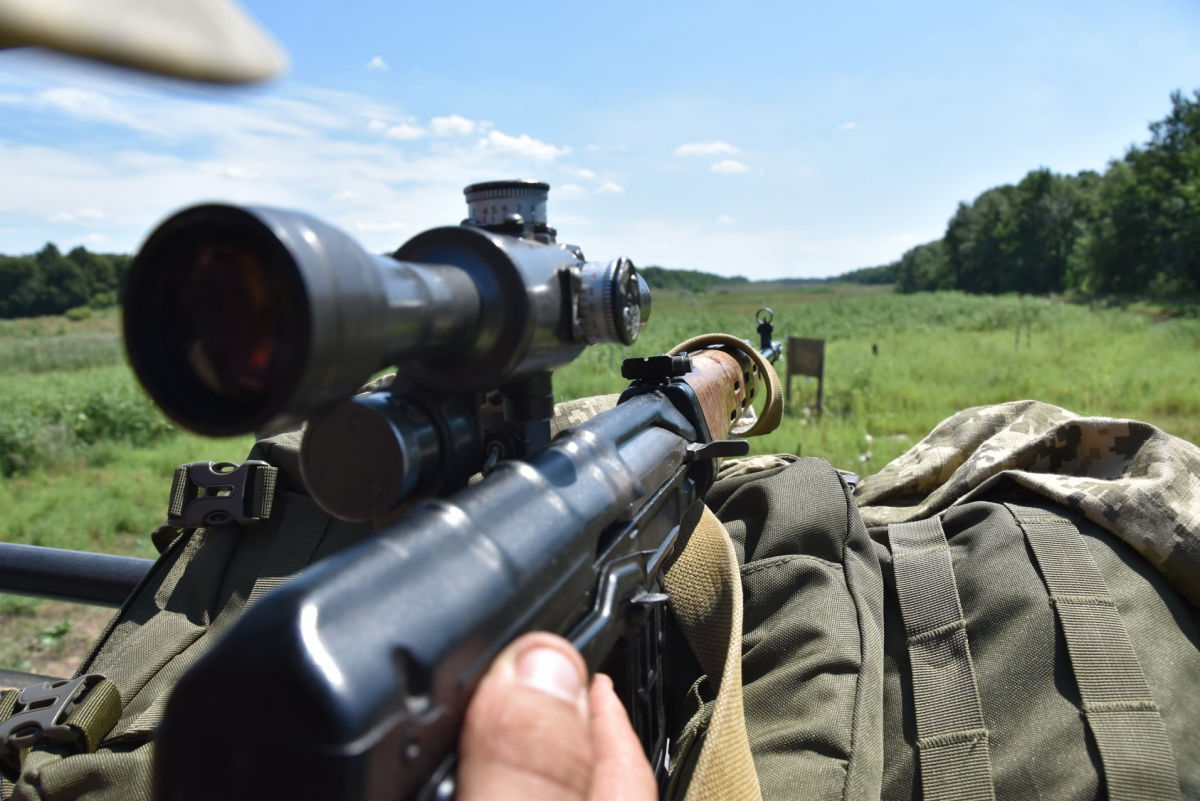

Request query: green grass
[
  {"left": 0, "top": 434, "right": 253, "bottom": 557},
  {"left": 2, "top": 288, "right": 1199, "bottom": 558},
  {"left": 0, "top": 334, "right": 124, "bottom": 374},
  {"left": 556, "top": 286, "right": 1200, "bottom": 472}
]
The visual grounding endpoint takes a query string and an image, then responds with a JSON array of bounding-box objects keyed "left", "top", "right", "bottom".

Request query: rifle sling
[{"left": 664, "top": 504, "right": 763, "bottom": 801}]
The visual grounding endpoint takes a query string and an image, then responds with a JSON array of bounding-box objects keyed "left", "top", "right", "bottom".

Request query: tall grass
[
  {"left": 557, "top": 287, "right": 1200, "bottom": 471},
  {"left": 0, "top": 366, "right": 178, "bottom": 476},
  {"left": 2, "top": 289, "right": 1198, "bottom": 556},
  {"left": 0, "top": 334, "right": 123, "bottom": 374},
  {"left": 0, "top": 434, "right": 252, "bottom": 556}
]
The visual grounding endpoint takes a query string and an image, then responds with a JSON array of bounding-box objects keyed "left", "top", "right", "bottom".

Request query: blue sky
[{"left": 1, "top": 0, "right": 1198, "bottom": 279}]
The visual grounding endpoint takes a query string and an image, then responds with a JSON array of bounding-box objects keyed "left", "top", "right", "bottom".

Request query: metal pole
[{"left": 0, "top": 542, "right": 152, "bottom": 607}]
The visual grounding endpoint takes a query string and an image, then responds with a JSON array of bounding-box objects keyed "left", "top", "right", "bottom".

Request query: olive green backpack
[{"left": 668, "top": 400, "right": 1200, "bottom": 801}]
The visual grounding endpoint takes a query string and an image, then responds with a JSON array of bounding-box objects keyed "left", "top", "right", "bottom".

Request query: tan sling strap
[
  {"left": 1005, "top": 503, "right": 1182, "bottom": 801},
  {"left": 888, "top": 518, "right": 996, "bottom": 801},
  {"left": 664, "top": 504, "right": 763, "bottom": 801}
]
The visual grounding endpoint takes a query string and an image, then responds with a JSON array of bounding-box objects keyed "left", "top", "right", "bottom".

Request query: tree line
[
  {"left": 851, "top": 89, "right": 1200, "bottom": 297},
  {"left": 638, "top": 266, "right": 750, "bottom": 292},
  {"left": 0, "top": 243, "right": 131, "bottom": 318}
]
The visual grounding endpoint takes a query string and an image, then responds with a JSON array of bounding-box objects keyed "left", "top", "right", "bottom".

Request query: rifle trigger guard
[{"left": 686, "top": 439, "right": 750, "bottom": 462}]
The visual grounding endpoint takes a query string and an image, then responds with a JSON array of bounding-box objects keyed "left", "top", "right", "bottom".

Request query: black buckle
[
  {"left": 168, "top": 460, "right": 277, "bottom": 528},
  {"left": 0, "top": 674, "right": 106, "bottom": 756}
]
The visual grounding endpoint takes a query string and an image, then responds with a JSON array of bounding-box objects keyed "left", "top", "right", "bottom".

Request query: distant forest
[
  {"left": 845, "top": 89, "right": 1200, "bottom": 296},
  {"left": 637, "top": 266, "right": 750, "bottom": 291},
  {"left": 0, "top": 244, "right": 130, "bottom": 318}
]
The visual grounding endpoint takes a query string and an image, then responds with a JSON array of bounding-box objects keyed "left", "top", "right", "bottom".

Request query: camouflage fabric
[
  {"left": 716, "top": 454, "right": 797, "bottom": 481},
  {"left": 854, "top": 400, "right": 1200, "bottom": 607},
  {"left": 550, "top": 395, "right": 620, "bottom": 437}
]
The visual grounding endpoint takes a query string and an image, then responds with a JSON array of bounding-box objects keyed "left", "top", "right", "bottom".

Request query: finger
[
  {"left": 458, "top": 632, "right": 593, "bottom": 801},
  {"left": 587, "top": 674, "right": 658, "bottom": 801}
]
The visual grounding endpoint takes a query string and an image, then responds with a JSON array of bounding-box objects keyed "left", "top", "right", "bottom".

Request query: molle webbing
[
  {"left": 1006, "top": 504, "right": 1181, "bottom": 801},
  {"left": 246, "top": 493, "right": 331, "bottom": 606},
  {"left": 888, "top": 518, "right": 995, "bottom": 801}
]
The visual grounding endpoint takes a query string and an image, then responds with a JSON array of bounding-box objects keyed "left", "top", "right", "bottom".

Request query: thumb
[{"left": 458, "top": 633, "right": 593, "bottom": 801}]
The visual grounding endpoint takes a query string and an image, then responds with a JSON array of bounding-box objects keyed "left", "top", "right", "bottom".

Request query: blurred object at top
[{"left": 0, "top": 0, "right": 287, "bottom": 83}]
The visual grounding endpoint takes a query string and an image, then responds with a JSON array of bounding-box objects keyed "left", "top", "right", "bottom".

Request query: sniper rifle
[{"left": 118, "top": 180, "right": 782, "bottom": 800}]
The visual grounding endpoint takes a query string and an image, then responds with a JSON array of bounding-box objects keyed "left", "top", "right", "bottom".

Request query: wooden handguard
[
  {"left": 671, "top": 333, "right": 783, "bottom": 440},
  {"left": 681, "top": 349, "right": 752, "bottom": 442}
]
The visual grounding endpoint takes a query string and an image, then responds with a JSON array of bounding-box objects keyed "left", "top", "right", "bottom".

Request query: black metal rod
[{"left": 0, "top": 542, "right": 152, "bottom": 607}]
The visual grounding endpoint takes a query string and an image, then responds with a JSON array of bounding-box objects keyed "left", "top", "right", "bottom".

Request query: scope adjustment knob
[{"left": 576, "top": 257, "right": 651, "bottom": 346}]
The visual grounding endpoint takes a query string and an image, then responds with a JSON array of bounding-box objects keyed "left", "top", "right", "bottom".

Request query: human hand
[{"left": 458, "top": 632, "right": 658, "bottom": 801}]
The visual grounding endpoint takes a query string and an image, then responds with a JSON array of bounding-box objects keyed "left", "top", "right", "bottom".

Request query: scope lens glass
[
  {"left": 177, "top": 242, "right": 286, "bottom": 400},
  {"left": 127, "top": 211, "right": 308, "bottom": 435}
]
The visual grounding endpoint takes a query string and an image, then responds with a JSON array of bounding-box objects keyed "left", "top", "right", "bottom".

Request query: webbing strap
[
  {"left": 247, "top": 492, "right": 331, "bottom": 606},
  {"left": 1006, "top": 504, "right": 1181, "bottom": 801},
  {"left": 0, "top": 676, "right": 121, "bottom": 780},
  {"left": 0, "top": 691, "right": 18, "bottom": 781},
  {"left": 888, "top": 518, "right": 995, "bottom": 801},
  {"left": 663, "top": 504, "right": 763, "bottom": 801}
]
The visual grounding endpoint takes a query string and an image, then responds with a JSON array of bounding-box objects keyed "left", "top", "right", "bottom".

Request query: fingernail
[{"left": 515, "top": 646, "right": 583, "bottom": 703}]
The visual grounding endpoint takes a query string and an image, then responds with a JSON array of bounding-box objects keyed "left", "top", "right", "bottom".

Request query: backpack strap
[
  {"left": 246, "top": 493, "right": 331, "bottom": 605},
  {"left": 0, "top": 675, "right": 121, "bottom": 781},
  {"left": 1005, "top": 503, "right": 1182, "bottom": 801},
  {"left": 888, "top": 518, "right": 996, "bottom": 801}
]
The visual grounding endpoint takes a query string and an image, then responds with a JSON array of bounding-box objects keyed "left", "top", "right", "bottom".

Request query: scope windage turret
[{"left": 122, "top": 182, "right": 650, "bottom": 437}]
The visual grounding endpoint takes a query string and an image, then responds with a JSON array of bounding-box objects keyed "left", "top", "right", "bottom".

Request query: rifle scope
[{"left": 123, "top": 181, "right": 649, "bottom": 437}]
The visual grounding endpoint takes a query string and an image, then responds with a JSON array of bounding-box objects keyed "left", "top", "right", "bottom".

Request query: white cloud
[
  {"left": 717, "top": 214, "right": 736, "bottom": 224},
  {"left": 477, "top": 130, "right": 569, "bottom": 161},
  {"left": 598, "top": 181, "right": 624, "bottom": 194},
  {"left": 710, "top": 160, "right": 750, "bottom": 174},
  {"left": 840, "top": 121, "right": 858, "bottom": 131},
  {"left": 49, "top": 208, "right": 106, "bottom": 222},
  {"left": 222, "top": 166, "right": 259, "bottom": 180},
  {"left": 36, "top": 87, "right": 142, "bottom": 131},
  {"left": 430, "top": 114, "right": 476, "bottom": 136},
  {"left": 557, "top": 183, "right": 585, "bottom": 198},
  {"left": 889, "top": 233, "right": 918, "bottom": 245},
  {"left": 576, "top": 168, "right": 596, "bottom": 180},
  {"left": 386, "top": 123, "right": 426, "bottom": 140},
  {"left": 367, "top": 56, "right": 388, "bottom": 71},
  {"left": 367, "top": 119, "right": 387, "bottom": 132},
  {"left": 675, "top": 140, "right": 739, "bottom": 157}
]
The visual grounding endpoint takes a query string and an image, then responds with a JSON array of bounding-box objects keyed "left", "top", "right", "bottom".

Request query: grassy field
[
  {"left": 2, "top": 288, "right": 1199, "bottom": 672},
  {"left": 558, "top": 285, "right": 1200, "bottom": 469}
]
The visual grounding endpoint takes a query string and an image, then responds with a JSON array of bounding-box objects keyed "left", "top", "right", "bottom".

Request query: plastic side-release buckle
[
  {"left": 0, "top": 674, "right": 108, "bottom": 765},
  {"left": 168, "top": 460, "right": 278, "bottom": 528}
]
